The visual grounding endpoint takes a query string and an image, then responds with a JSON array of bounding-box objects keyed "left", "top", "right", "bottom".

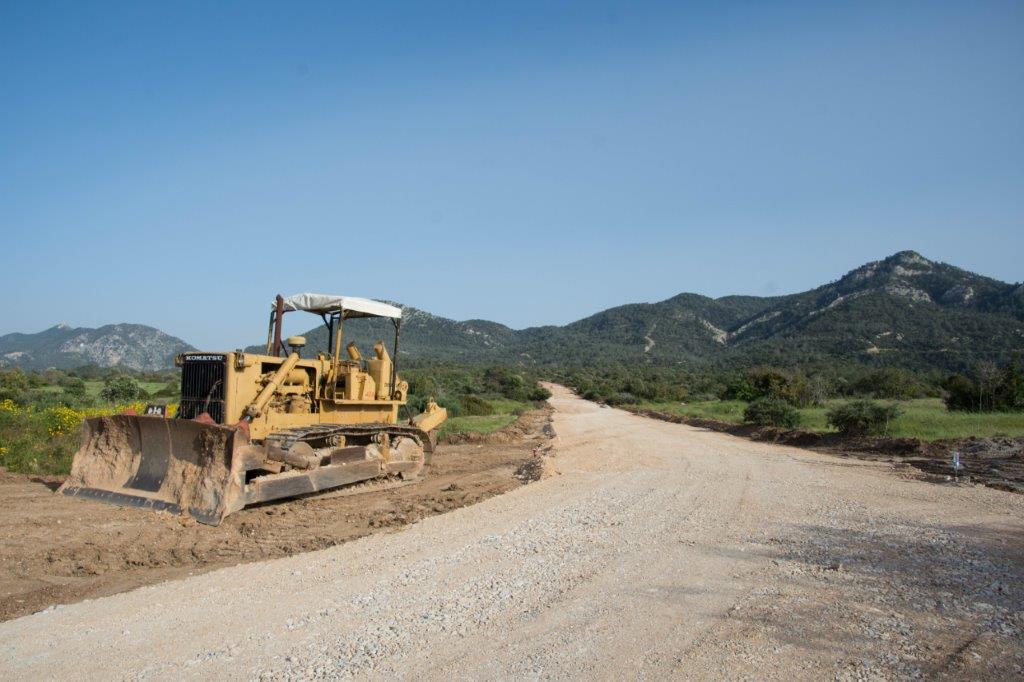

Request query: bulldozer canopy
[{"left": 278, "top": 293, "right": 402, "bottom": 319}]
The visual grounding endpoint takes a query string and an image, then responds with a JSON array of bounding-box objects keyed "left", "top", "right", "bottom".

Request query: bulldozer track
[
  {"left": 305, "top": 475, "right": 420, "bottom": 500},
  {"left": 264, "top": 423, "right": 433, "bottom": 453}
]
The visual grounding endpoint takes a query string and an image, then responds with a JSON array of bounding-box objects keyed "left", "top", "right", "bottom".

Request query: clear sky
[{"left": 2, "top": 1, "right": 1022, "bottom": 348}]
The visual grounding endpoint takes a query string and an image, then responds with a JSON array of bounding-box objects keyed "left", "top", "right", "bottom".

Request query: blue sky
[{"left": 2, "top": 1, "right": 1021, "bottom": 348}]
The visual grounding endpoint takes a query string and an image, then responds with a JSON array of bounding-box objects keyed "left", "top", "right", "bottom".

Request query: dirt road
[{"left": 2, "top": 385, "right": 1022, "bottom": 679}]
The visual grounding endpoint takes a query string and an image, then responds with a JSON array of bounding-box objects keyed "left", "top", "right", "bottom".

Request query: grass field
[
  {"left": 439, "top": 397, "right": 530, "bottom": 438},
  {"left": 637, "top": 398, "right": 1024, "bottom": 441},
  {"left": 84, "top": 380, "right": 168, "bottom": 398},
  {"left": 37, "top": 380, "right": 169, "bottom": 399}
]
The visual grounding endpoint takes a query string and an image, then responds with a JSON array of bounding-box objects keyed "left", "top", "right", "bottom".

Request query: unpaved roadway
[{"left": 2, "top": 385, "right": 1022, "bottom": 679}]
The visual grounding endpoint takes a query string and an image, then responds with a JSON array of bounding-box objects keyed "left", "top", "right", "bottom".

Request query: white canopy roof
[{"left": 278, "top": 293, "right": 402, "bottom": 319}]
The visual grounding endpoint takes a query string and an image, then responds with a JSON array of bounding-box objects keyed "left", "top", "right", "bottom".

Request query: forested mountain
[
  {"left": 285, "top": 251, "right": 1023, "bottom": 372},
  {"left": 10, "top": 251, "right": 1021, "bottom": 372},
  {"left": 724, "top": 251, "right": 1024, "bottom": 370}
]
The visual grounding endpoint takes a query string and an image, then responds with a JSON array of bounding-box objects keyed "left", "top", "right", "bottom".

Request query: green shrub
[
  {"left": 528, "top": 386, "right": 552, "bottom": 401},
  {"left": 721, "top": 377, "right": 756, "bottom": 401},
  {"left": 458, "top": 395, "right": 494, "bottom": 416},
  {"left": 0, "top": 402, "right": 79, "bottom": 475},
  {"left": 726, "top": 369, "right": 815, "bottom": 407},
  {"left": 826, "top": 400, "right": 900, "bottom": 436},
  {"left": 942, "top": 374, "right": 978, "bottom": 412},
  {"left": 849, "top": 368, "right": 924, "bottom": 399},
  {"left": 0, "top": 369, "right": 30, "bottom": 404},
  {"left": 1001, "top": 359, "right": 1024, "bottom": 411},
  {"left": 482, "top": 366, "right": 526, "bottom": 399},
  {"left": 743, "top": 397, "right": 800, "bottom": 429},
  {"left": 61, "top": 377, "right": 88, "bottom": 399},
  {"left": 100, "top": 376, "right": 146, "bottom": 403}
]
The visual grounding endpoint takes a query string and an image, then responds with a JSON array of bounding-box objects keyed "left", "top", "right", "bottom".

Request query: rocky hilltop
[{"left": 0, "top": 323, "right": 194, "bottom": 371}]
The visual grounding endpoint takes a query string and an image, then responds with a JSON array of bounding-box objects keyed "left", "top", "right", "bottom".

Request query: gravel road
[{"left": 2, "top": 385, "right": 1022, "bottom": 680}]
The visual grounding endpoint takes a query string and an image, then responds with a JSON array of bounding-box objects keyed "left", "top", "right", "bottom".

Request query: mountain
[
  {"left": 722, "top": 251, "right": 1024, "bottom": 370},
  {"left": 552, "top": 293, "right": 784, "bottom": 363},
  {"left": 0, "top": 323, "right": 194, "bottom": 372},
  {"left": 279, "top": 251, "right": 1023, "bottom": 372},
  {"left": 11, "top": 251, "right": 1023, "bottom": 373},
  {"left": 254, "top": 307, "right": 520, "bottom": 363}
]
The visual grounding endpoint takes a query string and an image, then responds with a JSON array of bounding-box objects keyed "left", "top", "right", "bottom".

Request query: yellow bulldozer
[{"left": 59, "top": 293, "right": 447, "bottom": 525}]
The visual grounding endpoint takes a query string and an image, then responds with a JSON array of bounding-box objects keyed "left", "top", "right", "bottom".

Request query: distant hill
[
  {"left": 253, "top": 307, "right": 520, "bottom": 363},
  {"left": 10, "top": 251, "right": 1023, "bottom": 373},
  {"left": 0, "top": 323, "right": 194, "bottom": 372},
  {"left": 718, "top": 251, "right": 1024, "bottom": 370},
  {"left": 280, "top": 251, "right": 1023, "bottom": 372}
]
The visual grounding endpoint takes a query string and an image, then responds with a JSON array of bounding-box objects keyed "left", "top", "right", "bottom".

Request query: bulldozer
[{"left": 59, "top": 293, "right": 447, "bottom": 525}]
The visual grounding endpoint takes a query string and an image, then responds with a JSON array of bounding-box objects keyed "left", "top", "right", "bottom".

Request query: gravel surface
[{"left": 1, "top": 384, "right": 1021, "bottom": 680}]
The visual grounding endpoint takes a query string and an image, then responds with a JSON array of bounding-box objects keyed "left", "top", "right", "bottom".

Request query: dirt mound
[{"left": 514, "top": 441, "right": 559, "bottom": 482}]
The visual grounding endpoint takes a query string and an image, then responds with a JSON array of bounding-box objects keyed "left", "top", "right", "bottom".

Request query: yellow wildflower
[{"left": 45, "top": 405, "right": 85, "bottom": 437}]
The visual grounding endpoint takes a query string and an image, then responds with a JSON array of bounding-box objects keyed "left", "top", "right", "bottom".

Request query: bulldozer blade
[{"left": 58, "top": 415, "right": 248, "bottom": 525}]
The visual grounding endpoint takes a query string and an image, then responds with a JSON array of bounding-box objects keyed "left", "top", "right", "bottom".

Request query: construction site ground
[
  {"left": 0, "top": 409, "right": 552, "bottom": 623},
  {"left": 0, "top": 386, "right": 1022, "bottom": 679}
]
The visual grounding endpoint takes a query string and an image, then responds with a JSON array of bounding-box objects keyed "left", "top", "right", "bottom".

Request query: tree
[
  {"left": 0, "top": 369, "right": 30, "bottom": 403},
  {"left": 61, "top": 377, "right": 87, "bottom": 400},
  {"left": 850, "top": 368, "right": 919, "bottom": 400},
  {"left": 994, "top": 354, "right": 1024, "bottom": 411},
  {"left": 806, "top": 374, "right": 836, "bottom": 404},
  {"left": 942, "top": 374, "right": 977, "bottom": 411},
  {"left": 100, "top": 376, "right": 146, "bottom": 403},
  {"left": 482, "top": 366, "right": 527, "bottom": 400},
  {"left": 745, "top": 368, "right": 814, "bottom": 407},
  {"left": 721, "top": 376, "right": 756, "bottom": 401},
  {"left": 977, "top": 361, "right": 1002, "bottom": 413},
  {"left": 943, "top": 356, "right": 1024, "bottom": 412}
]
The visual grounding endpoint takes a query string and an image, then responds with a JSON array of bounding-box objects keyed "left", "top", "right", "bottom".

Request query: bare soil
[{"left": 0, "top": 409, "right": 552, "bottom": 623}]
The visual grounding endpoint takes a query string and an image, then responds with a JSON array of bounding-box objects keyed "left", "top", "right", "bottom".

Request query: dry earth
[
  {"left": 0, "top": 409, "right": 552, "bottom": 622},
  {"left": 1, "top": 385, "right": 1022, "bottom": 680}
]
